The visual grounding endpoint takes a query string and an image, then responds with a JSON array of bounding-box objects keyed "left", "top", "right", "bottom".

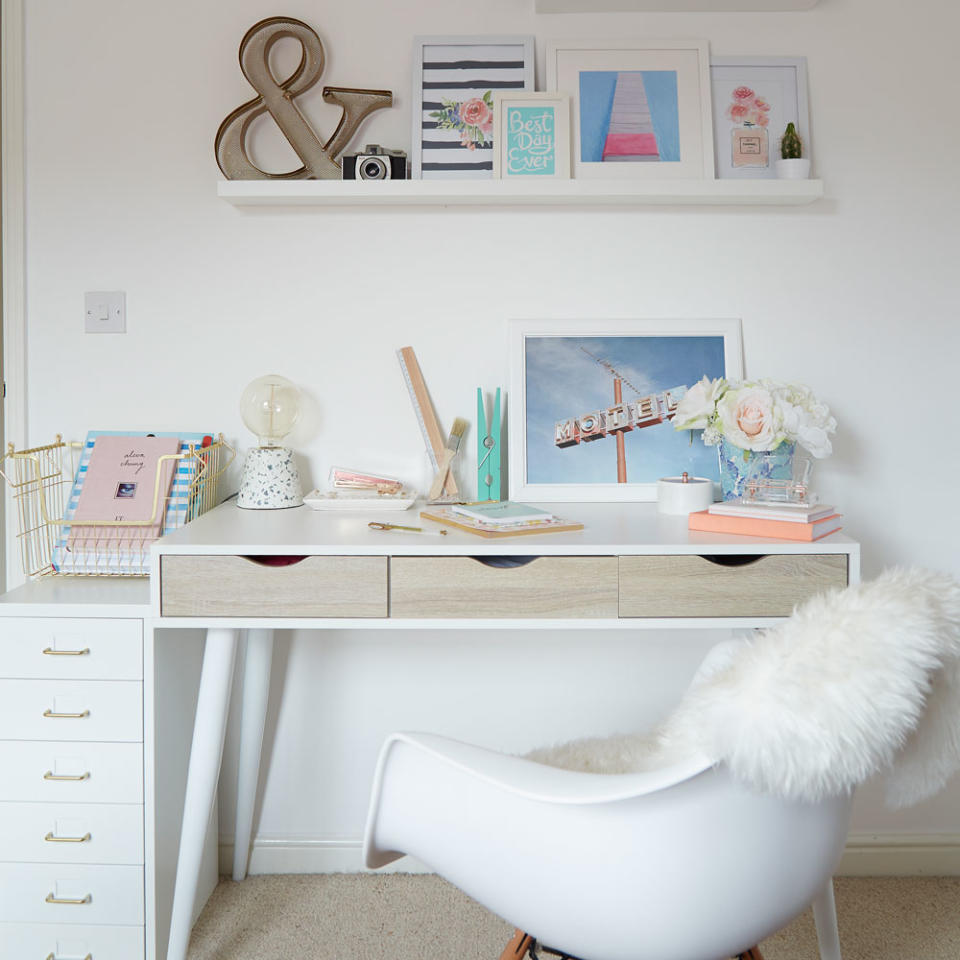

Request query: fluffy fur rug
[{"left": 526, "top": 568, "right": 960, "bottom": 807}]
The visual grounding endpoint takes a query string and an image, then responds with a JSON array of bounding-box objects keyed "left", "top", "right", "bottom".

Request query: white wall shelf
[
  {"left": 217, "top": 178, "right": 823, "bottom": 208},
  {"left": 535, "top": 1, "right": 819, "bottom": 11}
]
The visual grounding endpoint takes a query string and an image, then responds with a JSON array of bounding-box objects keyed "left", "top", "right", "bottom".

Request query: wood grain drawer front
[
  {"left": 0, "top": 618, "right": 142, "bottom": 681},
  {"left": 0, "top": 922, "right": 145, "bottom": 960},
  {"left": 0, "top": 862, "right": 143, "bottom": 925},
  {"left": 161, "top": 554, "right": 388, "bottom": 617},
  {"left": 0, "top": 801, "right": 143, "bottom": 865},
  {"left": 618, "top": 554, "right": 848, "bottom": 618},
  {"left": 390, "top": 556, "right": 619, "bottom": 619},
  {"left": 0, "top": 742, "right": 143, "bottom": 804},
  {"left": 0, "top": 679, "right": 142, "bottom": 742}
]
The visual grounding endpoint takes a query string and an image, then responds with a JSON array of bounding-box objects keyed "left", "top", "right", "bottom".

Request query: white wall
[{"left": 22, "top": 0, "right": 960, "bottom": 861}]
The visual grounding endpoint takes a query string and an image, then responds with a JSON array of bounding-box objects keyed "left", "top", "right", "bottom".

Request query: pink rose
[
  {"left": 460, "top": 98, "right": 491, "bottom": 128},
  {"left": 732, "top": 86, "right": 755, "bottom": 101},
  {"left": 754, "top": 98, "right": 771, "bottom": 112},
  {"left": 727, "top": 103, "right": 750, "bottom": 122}
]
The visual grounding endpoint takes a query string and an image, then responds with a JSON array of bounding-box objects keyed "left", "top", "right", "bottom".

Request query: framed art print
[
  {"left": 412, "top": 35, "right": 535, "bottom": 180},
  {"left": 508, "top": 318, "right": 743, "bottom": 502},
  {"left": 545, "top": 39, "right": 714, "bottom": 180},
  {"left": 492, "top": 92, "right": 571, "bottom": 179},
  {"left": 710, "top": 57, "right": 810, "bottom": 179}
]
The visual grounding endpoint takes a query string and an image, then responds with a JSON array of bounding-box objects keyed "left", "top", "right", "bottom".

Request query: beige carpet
[{"left": 188, "top": 874, "right": 960, "bottom": 960}]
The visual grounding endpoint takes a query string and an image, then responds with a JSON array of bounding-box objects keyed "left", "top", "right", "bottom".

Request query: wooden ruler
[{"left": 397, "top": 346, "right": 458, "bottom": 497}]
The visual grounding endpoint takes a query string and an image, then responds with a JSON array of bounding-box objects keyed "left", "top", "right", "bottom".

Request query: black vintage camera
[{"left": 341, "top": 145, "right": 407, "bottom": 180}]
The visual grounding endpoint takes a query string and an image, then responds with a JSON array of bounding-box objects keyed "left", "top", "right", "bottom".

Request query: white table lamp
[{"left": 237, "top": 374, "right": 304, "bottom": 509}]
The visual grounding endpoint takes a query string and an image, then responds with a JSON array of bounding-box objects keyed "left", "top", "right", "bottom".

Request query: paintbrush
[{"left": 427, "top": 417, "right": 467, "bottom": 501}]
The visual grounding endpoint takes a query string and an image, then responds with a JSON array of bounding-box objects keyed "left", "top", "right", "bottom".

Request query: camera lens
[{"left": 360, "top": 157, "right": 388, "bottom": 180}]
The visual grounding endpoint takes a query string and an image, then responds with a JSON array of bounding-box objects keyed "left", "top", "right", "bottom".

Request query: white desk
[{"left": 149, "top": 499, "right": 859, "bottom": 960}]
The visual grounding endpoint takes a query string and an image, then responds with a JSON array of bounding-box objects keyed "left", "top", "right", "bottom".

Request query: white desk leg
[
  {"left": 812, "top": 878, "right": 843, "bottom": 960},
  {"left": 232, "top": 628, "right": 274, "bottom": 882},
  {"left": 166, "top": 627, "right": 239, "bottom": 960}
]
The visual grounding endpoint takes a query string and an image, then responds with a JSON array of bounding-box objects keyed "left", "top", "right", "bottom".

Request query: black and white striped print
[{"left": 415, "top": 39, "right": 534, "bottom": 180}]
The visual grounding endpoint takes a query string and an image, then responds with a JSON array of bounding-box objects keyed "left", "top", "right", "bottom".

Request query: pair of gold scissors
[{"left": 368, "top": 521, "right": 448, "bottom": 536}]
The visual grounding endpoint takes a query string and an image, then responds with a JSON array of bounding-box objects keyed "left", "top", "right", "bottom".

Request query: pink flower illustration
[
  {"left": 732, "top": 86, "right": 755, "bottom": 101},
  {"left": 727, "top": 102, "right": 750, "bottom": 122},
  {"left": 460, "top": 98, "right": 492, "bottom": 129},
  {"left": 754, "top": 98, "right": 771, "bottom": 112}
]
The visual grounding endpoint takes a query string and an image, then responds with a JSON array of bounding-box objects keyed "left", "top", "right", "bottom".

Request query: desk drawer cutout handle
[
  {"left": 44, "top": 831, "right": 92, "bottom": 843},
  {"left": 46, "top": 955, "right": 92, "bottom": 960},
  {"left": 242, "top": 555, "right": 308, "bottom": 567},
  {"left": 42, "top": 646, "right": 90, "bottom": 656},
  {"left": 700, "top": 554, "right": 764, "bottom": 568},
  {"left": 471, "top": 556, "right": 540, "bottom": 569},
  {"left": 43, "top": 771, "right": 90, "bottom": 782},
  {"left": 44, "top": 892, "right": 91, "bottom": 905},
  {"left": 43, "top": 709, "right": 90, "bottom": 719}
]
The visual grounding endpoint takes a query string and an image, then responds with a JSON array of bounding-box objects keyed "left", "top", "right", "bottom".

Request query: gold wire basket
[{"left": 0, "top": 434, "right": 234, "bottom": 579}]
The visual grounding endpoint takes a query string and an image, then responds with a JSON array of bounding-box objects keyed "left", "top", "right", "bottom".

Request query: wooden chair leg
[
  {"left": 500, "top": 928, "right": 535, "bottom": 960},
  {"left": 736, "top": 948, "right": 766, "bottom": 960}
]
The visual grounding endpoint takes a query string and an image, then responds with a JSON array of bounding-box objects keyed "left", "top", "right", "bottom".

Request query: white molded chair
[{"left": 363, "top": 731, "right": 850, "bottom": 960}]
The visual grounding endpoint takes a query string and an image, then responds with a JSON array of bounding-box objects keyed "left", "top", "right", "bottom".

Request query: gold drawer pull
[
  {"left": 44, "top": 831, "right": 92, "bottom": 843},
  {"left": 43, "top": 770, "right": 90, "bottom": 781},
  {"left": 43, "top": 708, "right": 90, "bottom": 719},
  {"left": 44, "top": 892, "right": 91, "bottom": 905},
  {"left": 42, "top": 646, "right": 90, "bottom": 656},
  {"left": 46, "top": 954, "right": 92, "bottom": 960}
]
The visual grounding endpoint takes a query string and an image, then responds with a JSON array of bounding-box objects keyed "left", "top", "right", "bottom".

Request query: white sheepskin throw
[{"left": 528, "top": 567, "right": 960, "bottom": 807}]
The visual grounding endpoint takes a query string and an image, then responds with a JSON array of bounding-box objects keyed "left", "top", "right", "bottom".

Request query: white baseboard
[{"left": 222, "top": 833, "right": 960, "bottom": 879}]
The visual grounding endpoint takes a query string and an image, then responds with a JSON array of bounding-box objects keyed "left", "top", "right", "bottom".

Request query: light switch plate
[{"left": 85, "top": 291, "right": 125, "bottom": 333}]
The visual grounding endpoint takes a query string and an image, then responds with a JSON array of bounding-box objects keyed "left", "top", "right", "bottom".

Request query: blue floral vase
[{"left": 717, "top": 439, "right": 795, "bottom": 501}]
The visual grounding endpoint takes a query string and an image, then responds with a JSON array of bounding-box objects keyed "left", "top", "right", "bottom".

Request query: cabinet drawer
[
  {"left": 0, "top": 618, "right": 142, "bottom": 680},
  {"left": 0, "top": 802, "right": 143, "bottom": 865},
  {"left": 161, "top": 554, "right": 388, "bottom": 617},
  {"left": 0, "top": 921, "right": 144, "bottom": 960},
  {"left": 618, "top": 554, "right": 848, "bottom": 618},
  {"left": 0, "top": 742, "right": 143, "bottom": 803},
  {"left": 0, "top": 680, "right": 142, "bottom": 742},
  {"left": 0, "top": 863, "right": 143, "bottom": 925},
  {"left": 390, "top": 556, "right": 619, "bottom": 618}
]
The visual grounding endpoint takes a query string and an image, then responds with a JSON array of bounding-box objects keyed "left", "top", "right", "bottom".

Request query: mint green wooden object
[{"left": 477, "top": 387, "right": 502, "bottom": 502}]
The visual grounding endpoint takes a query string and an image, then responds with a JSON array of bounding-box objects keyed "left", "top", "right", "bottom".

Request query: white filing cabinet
[{"left": 0, "top": 579, "right": 210, "bottom": 960}]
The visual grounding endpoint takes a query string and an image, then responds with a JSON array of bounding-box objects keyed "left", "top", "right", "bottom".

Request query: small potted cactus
[{"left": 775, "top": 122, "right": 811, "bottom": 179}]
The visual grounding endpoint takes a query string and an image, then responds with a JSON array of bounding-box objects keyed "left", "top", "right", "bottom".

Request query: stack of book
[
  {"left": 688, "top": 499, "right": 842, "bottom": 541},
  {"left": 420, "top": 501, "right": 583, "bottom": 538}
]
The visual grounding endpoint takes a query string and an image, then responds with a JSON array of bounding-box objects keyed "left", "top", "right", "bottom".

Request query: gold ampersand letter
[{"left": 215, "top": 17, "right": 393, "bottom": 180}]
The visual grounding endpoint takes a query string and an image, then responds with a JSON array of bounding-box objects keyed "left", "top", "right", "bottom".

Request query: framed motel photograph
[
  {"left": 492, "top": 92, "right": 571, "bottom": 179},
  {"left": 412, "top": 35, "right": 535, "bottom": 180},
  {"left": 508, "top": 319, "right": 743, "bottom": 502},
  {"left": 545, "top": 39, "right": 714, "bottom": 180},
  {"left": 710, "top": 56, "right": 810, "bottom": 179}
]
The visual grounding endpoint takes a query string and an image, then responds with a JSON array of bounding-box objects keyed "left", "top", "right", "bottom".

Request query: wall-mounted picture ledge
[{"left": 534, "top": 1, "right": 819, "bottom": 12}]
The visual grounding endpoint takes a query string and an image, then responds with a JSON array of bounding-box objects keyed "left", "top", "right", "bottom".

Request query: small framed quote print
[{"left": 492, "top": 93, "right": 571, "bottom": 179}]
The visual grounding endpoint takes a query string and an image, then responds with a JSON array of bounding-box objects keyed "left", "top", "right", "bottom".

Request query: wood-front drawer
[
  {"left": 160, "top": 555, "right": 388, "bottom": 617},
  {"left": 390, "top": 556, "right": 619, "bottom": 618},
  {"left": 0, "top": 679, "right": 142, "bottom": 742},
  {"left": 0, "top": 742, "right": 143, "bottom": 804},
  {"left": 0, "top": 863, "right": 143, "bottom": 926},
  {"left": 0, "top": 802, "right": 143, "bottom": 865},
  {"left": 0, "top": 921, "right": 145, "bottom": 960},
  {"left": 0, "top": 618, "right": 142, "bottom": 680},
  {"left": 618, "top": 554, "right": 848, "bottom": 618}
]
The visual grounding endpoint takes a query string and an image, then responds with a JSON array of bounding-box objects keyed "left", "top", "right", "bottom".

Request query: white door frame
[{"left": 2, "top": 0, "right": 27, "bottom": 588}]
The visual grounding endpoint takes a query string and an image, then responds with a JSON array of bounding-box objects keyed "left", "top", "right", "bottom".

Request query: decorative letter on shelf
[{"left": 215, "top": 17, "right": 393, "bottom": 180}]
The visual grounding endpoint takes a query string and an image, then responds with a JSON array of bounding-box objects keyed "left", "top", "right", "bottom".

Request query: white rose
[
  {"left": 716, "top": 385, "right": 784, "bottom": 451},
  {"left": 673, "top": 376, "right": 725, "bottom": 431}
]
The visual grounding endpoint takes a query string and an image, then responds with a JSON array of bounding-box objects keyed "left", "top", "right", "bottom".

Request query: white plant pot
[{"left": 774, "top": 158, "right": 811, "bottom": 180}]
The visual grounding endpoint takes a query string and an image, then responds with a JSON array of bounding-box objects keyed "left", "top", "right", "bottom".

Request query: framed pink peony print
[
  {"left": 710, "top": 57, "right": 810, "bottom": 179},
  {"left": 412, "top": 36, "right": 535, "bottom": 180}
]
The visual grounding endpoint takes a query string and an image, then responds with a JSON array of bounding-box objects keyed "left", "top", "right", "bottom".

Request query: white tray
[{"left": 303, "top": 489, "right": 416, "bottom": 511}]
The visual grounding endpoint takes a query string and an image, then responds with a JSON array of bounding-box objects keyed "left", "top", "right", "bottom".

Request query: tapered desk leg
[
  {"left": 232, "top": 628, "right": 274, "bottom": 881},
  {"left": 812, "top": 878, "right": 843, "bottom": 960},
  {"left": 166, "top": 627, "right": 239, "bottom": 960}
]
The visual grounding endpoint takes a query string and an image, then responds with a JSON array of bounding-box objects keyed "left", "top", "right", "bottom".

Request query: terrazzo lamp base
[{"left": 237, "top": 446, "right": 303, "bottom": 509}]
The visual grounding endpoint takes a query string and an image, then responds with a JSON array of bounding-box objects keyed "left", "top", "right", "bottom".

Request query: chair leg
[
  {"left": 812, "top": 879, "right": 843, "bottom": 960},
  {"left": 500, "top": 929, "right": 535, "bottom": 960},
  {"left": 736, "top": 949, "right": 765, "bottom": 960}
]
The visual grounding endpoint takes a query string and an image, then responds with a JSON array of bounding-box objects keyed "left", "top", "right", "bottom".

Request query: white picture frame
[
  {"left": 492, "top": 92, "right": 571, "bottom": 179},
  {"left": 710, "top": 56, "right": 811, "bottom": 179},
  {"left": 545, "top": 38, "right": 715, "bottom": 180},
  {"left": 412, "top": 35, "right": 535, "bottom": 180},
  {"left": 508, "top": 318, "right": 743, "bottom": 502}
]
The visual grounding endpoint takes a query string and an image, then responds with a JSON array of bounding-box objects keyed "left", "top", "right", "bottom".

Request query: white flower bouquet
[{"left": 673, "top": 377, "right": 837, "bottom": 459}]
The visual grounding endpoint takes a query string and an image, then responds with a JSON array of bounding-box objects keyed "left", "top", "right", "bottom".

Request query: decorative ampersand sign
[{"left": 215, "top": 17, "right": 393, "bottom": 180}]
